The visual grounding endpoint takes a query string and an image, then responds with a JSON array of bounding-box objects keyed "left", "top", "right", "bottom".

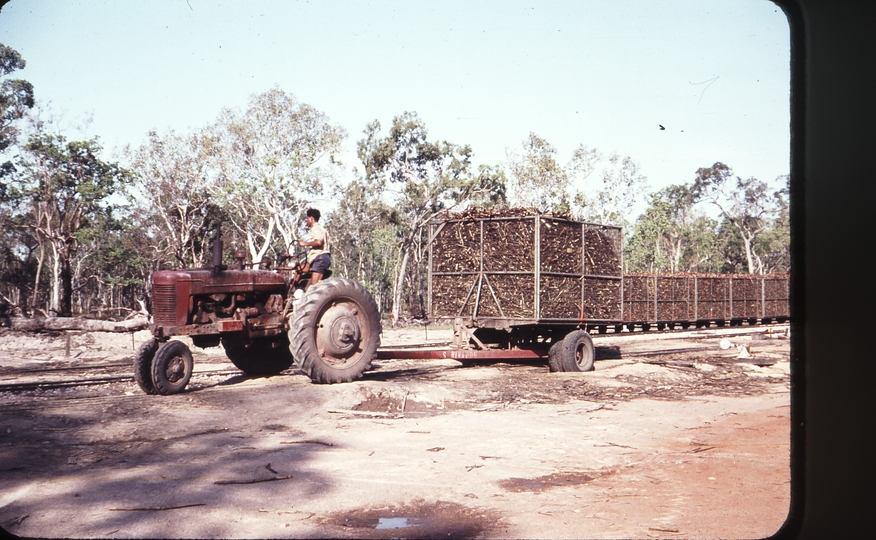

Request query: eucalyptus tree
[
  {"left": 12, "top": 134, "right": 130, "bottom": 316},
  {"left": 0, "top": 43, "right": 34, "bottom": 155},
  {"left": 0, "top": 214, "right": 37, "bottom": 313},
  {"left": 685, "top": 215, "right": 724, "bottom": 273},
  {"left": 692, "top": 162, "right": 782, "bottom": 274},
  {"left": 624, "top": 192, "right": 672, "bottom": 272},
  {"left": 505, "top": 133, "right": 570, "bottom": 211},
  {"left": 625, "top": 187, "right": 723, "bottom": 274},
  {"left": 209, "top": 88, "right": 346, "bottom": 263},
  {"left": 753, "top": 175, "right": 790, "bottom": 273},
  {"left": 0, "top": 43, "right": 35, "bottom": 312},
  {"left": 125, "top": 129, "right": 222, "bottom": 268},
  {"left": 503, "top": 134, "right": 647, "bottom": 228},
  {"left": 569, "top": 146, "right": 648, "bottom": 227},
  {"left": 325, "top": 177, "right": 397, "bottom": 313},
  {"left": 357, "top": 111, "right": 504, "bottom": 324},
  {"left": 624, "top": 184, "right": 703, "bottom": 272}
]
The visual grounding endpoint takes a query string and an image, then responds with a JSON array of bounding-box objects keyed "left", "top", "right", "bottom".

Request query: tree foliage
[
  {"left": 692, "top": 162, "right": 784, "bottom": 274},
  {"left": 210, "top": 88, "right": 346, "bottom": 262},
  {"left": 325, "top": 177, "right": 397, "bottom": 313},
  {"left": 624, "top": 167, "right": 789, "bottom": 275},
  {"left": 503, "top": 134, "right": 648, "bottom": 229},
  {"left": 625, "top": 185, "right": 723, "bottom": 273},
  {"left": 0, "top": 43, "right": 36, "bottom": 313},
  {"left": 0, "top": 43, "right": 34, "bottom": 155},
  {"left": 566, "top": 145, "right": 649, "bottom": 228},
  {"left": 124, "top": 129, "right": 222, "bottom": 268},
  {"left": 356, "top": 111, "right": 505, "bottom": 324},
  {"left": 70, "top": 211, "right": 149, "bottom": 317},
  {"left": 505, "top": 133, "right": 570, "bottom": 211},
  {"left": 10, "top": 133, "right": 130, "bottom": 315},
  {"left": 0, "top": 56, "right": 790, "bottom": 320}
]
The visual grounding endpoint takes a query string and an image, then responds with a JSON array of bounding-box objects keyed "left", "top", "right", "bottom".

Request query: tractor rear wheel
[
  {"left": 151, "top": 340, "right": 193, "bottom": 394},
  {"left": 134, "top": 338, "right": 159, "bottom": 394},
  {"left": 289, "top": 278, "right": 381, "bottom": 384},
  {"left": 221, "top": 334, "right": 295, "bottom": 376}
]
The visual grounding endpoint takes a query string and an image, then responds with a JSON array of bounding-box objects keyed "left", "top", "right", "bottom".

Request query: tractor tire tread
[
  {"left": 289, "top": 278, "right": 381, "bottom": 384},
  {"left": 134, "top": 338, "right": 160, "bottom": 394},
  {"left": 151, "top": 340, "right": 194, "bottom": 395}
]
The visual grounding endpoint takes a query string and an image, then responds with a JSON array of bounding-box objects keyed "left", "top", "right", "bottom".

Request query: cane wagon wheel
[
  {"left": 558, "top": 330, "right": 595, "bottom": 372},
  {"left": 289, "top": 278, "right": 381, "bottom": 384},
  {"left": 548, "top": 338, "right": 564, "bottom": 372}
]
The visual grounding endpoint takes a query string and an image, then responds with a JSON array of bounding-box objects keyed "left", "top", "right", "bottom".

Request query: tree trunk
[
  {"left": 654, "top": 237, "right": 660, "bottom": 270},
  {"left": 2, "top": 316, "right": 149, "bottom": 332},
  {"left": 391, "top": 248, "right": 411, "bottom": 327},
  {"left": 50, "top": 245, "right": 61, "bottom": 316},
  {"left": 672, "top": 237, "right": 683, "bottom": 274},
  {"left": 741, "top": 232, "right": 757, "bottom": 275},
  {"left": 60, "top": 256, "right": 73, "bottom": 317},
  {"left": 32, "top": 242, "right": 45, "bottom": 312}
]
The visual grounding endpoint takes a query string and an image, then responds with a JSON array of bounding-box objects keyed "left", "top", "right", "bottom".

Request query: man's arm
[{"left": 298, "top": 238, "right": 324, "bottom": 248}]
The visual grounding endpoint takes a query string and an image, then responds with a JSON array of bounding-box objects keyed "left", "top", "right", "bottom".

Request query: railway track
[
  {"left": 0, "top": 323, "right": 787, "bottom": 394},
  {"left": 0, "top": 365, "right": 243, "bottom": 393}
]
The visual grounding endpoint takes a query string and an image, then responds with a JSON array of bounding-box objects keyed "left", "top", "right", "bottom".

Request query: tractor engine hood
[{"left": 152, "top": 268, "right": 286, "bottom": 327}]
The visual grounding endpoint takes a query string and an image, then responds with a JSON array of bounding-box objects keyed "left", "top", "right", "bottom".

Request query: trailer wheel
[
  {"left": 548, "top": 338, "right": 564, "bottom": 372},
  {"left": 289, "top": 278, "right": 381, "bottom": 384},
  {"left": 134, "top": 338, "right": 159, "bottom": 395},
  {"left": 558, "top": 330, "right": 595, "bottom": 372},
  {"left": 151, "top": 340, "right": 193, "bottom": 394},
  {"left": 221, "top": 335, "right": 294, "bottom": 376}
]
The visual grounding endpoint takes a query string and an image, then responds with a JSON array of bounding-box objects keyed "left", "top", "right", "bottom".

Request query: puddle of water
[{"left": 375, "top": 517, "right": 414, "bottom": 529}]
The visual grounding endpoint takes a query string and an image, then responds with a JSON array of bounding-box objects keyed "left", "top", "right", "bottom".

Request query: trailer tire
[
  {"left": 222, "top": 335, "right": 295, "bottom": 376},
  {"left": 548, "top": 338, "right": 565, "bottom": 372},
  {"left": 289, "top": 278, "right": 381, "bottom": 384},
  {"left": 151, "top": 340, "right": 193, "bottom": 394},
  {"left": 134, "top": 338, "right": 160, "bottom": 395},
  {"left": 558, "top": 330, "right": 595, "bottom": 372}
]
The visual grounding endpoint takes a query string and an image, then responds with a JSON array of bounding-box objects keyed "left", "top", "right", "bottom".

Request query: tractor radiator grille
[{"left": 153, "top": 284, "right": 178, "bottom": 326}]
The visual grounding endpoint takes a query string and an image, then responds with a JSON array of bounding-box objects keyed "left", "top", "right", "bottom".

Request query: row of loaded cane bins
[
  {"left": 428, "top": 271, "right": 790, "bottom": 331},
  {"left": 619, "top": 273, "right": 790, "bottom": 329}
]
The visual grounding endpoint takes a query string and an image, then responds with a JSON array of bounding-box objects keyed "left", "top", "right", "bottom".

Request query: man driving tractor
[{"left": 298, "top": 208, "right": 331, "bottom": 285}]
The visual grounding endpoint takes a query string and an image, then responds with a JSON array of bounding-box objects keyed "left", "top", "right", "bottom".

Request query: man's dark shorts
[{"left": 311, "top": 253, "right": 331, "bottom": 275}]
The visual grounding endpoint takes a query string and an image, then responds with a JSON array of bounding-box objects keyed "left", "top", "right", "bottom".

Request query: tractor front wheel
[
  {"left": 134, "top": 338, "right": 159, "bottom": 394},
  {"left": 289, "top": 278, "right": 381, "bottom": 384},
  {"left": 151, "top": 340, "right": 194, "bottom": 394}
]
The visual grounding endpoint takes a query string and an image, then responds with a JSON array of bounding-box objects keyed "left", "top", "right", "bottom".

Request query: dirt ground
[{"left": 0, "top": 323, "right": 791, "bottom": 539}]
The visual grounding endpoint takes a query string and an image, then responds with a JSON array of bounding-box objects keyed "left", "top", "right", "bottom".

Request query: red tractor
[{"left": 134, "top": 233, "right": 381, "bottom": 394}]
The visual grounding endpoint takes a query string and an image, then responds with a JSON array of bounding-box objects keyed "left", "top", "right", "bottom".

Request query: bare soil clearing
[{"left": 0, "top": 324, "right": 791, "bottom": 538}]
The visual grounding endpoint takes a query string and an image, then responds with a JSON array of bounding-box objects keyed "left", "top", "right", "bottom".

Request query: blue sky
[{"left": 0, "top": 0, "right": 790, "bottom": 206}]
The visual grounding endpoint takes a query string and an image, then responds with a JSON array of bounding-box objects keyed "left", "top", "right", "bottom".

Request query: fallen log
[{"left": 1, "top": 316, "right": 149, "bottom": 333}]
